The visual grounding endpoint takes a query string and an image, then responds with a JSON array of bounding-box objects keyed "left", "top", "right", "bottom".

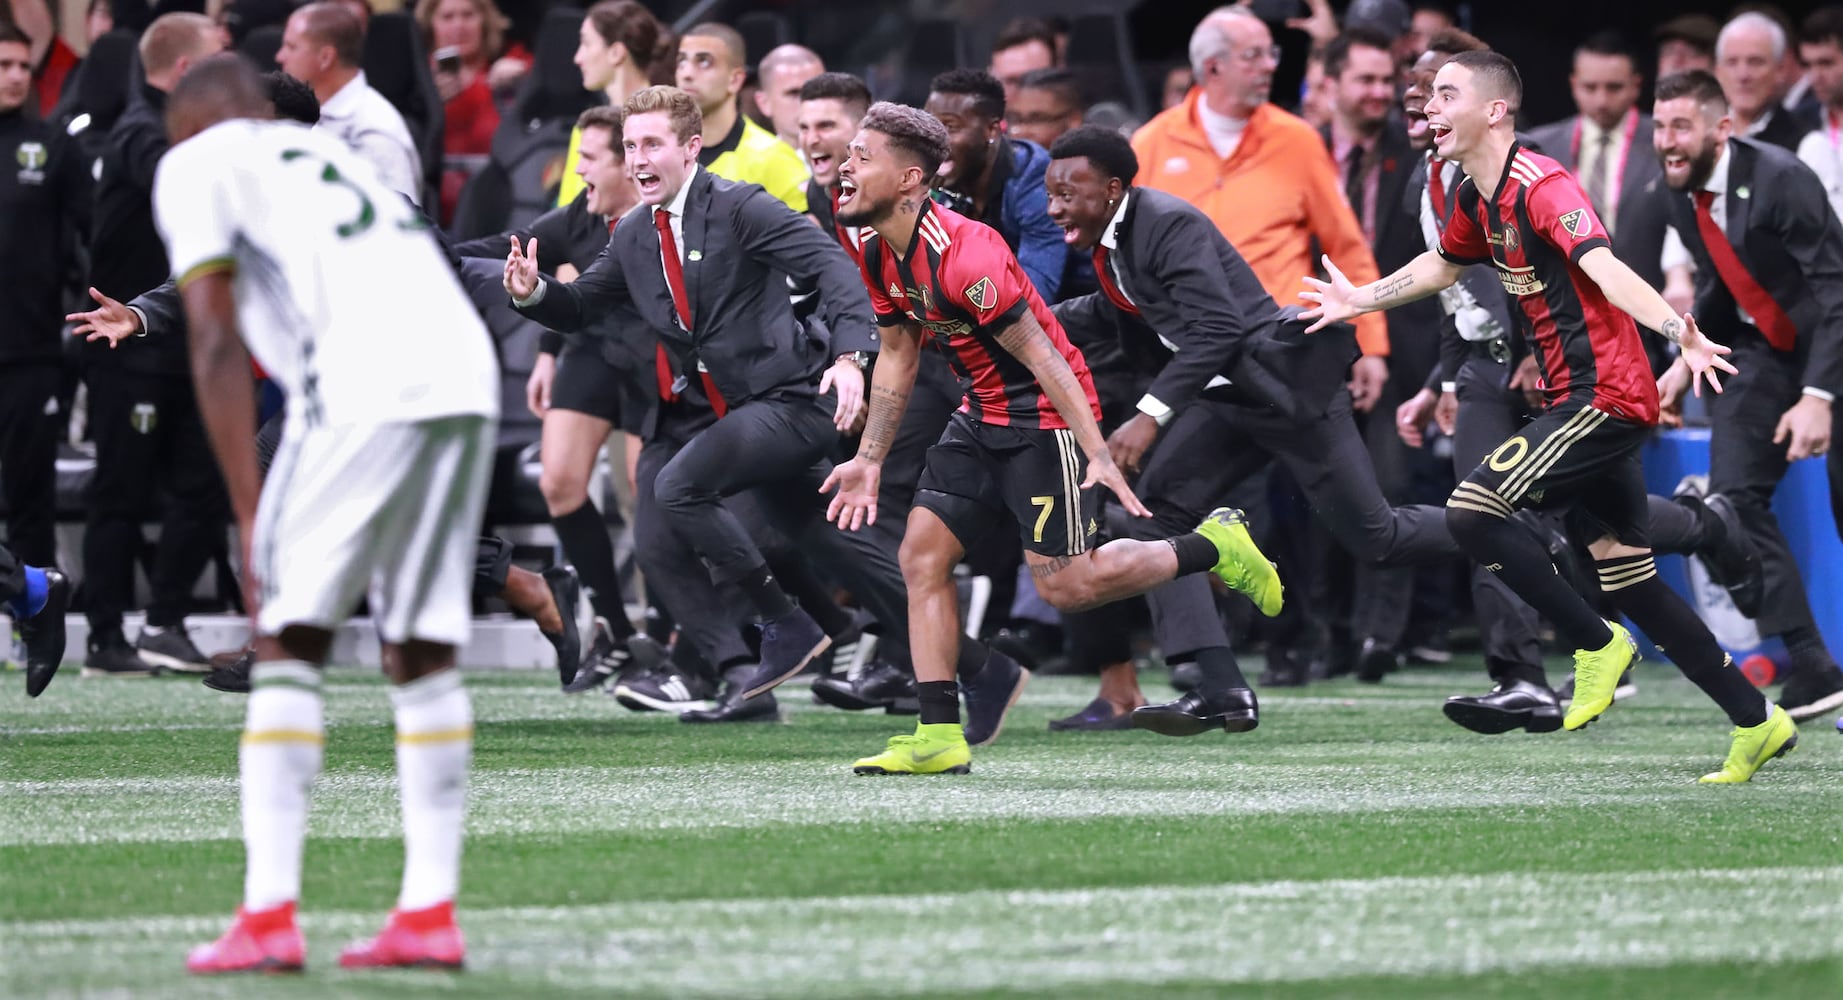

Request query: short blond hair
[
  {"left": 413, "top": 0, "right": 509, "bottom": 65},
  {"left": 140, "top": 12, "right": 218, "bottom": 78},
  {"left": 623, "top": 85, "right": 702, "bottom": 144}
]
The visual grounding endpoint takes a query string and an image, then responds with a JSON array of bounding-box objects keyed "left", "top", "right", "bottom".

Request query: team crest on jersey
[
  {"left": 1558, "top": 209, "right": 1589, "bottom": 238},
  {"left": 15, "top": 141, "right": 45, "bottom": 184},
  {"left": 1501, "top": 227, "right": 1519, "bottom": 252},
  {"left": 918, "top": 285, "right": 934, "bottom": 312},
  {"left": 130, "top": 402, "right": 157, "bottom": 434},
  {"left": 964, "top": 277, "right": 996, "bottom": 311}
]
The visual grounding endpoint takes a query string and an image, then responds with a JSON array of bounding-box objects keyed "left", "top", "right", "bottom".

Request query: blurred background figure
[{"left": 415, "top": 0, "right": 530, "bottom": 223}]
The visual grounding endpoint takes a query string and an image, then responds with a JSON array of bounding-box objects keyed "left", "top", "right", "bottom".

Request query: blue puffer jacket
[{"left": 933, "top": 136, "right": 1068, "bottom": 302}]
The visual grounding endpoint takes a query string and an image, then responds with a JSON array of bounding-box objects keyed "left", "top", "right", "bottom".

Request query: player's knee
[
  {"left": 1031, "top": 561, "right": 1099, "bottom": 612},
  {"left": 897, "top": 533, "right": 955, "bottom": 591},
  {"left": 1444, "top": 501, "right": 1504, "bottom": 550},
  {"left": 538, "top": 466, "right": 589, "bottom": 513}
]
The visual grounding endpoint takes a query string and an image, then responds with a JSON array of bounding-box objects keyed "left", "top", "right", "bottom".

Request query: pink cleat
[
  {"left": 338, "top": 901, "right": 465, "bottom": 970},
  {"left": 185, "top": 902, "right": 306, "bottom": 975}
]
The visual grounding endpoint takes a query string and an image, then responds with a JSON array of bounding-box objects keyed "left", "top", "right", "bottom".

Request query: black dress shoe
[
  {"left": 202, "top": 648, "right": 255, "bottom": 693},
  {"left": 811, "top": 660, "right": 917, "bottom": 714},
  {"left": 1693, "top": 494, "right": 1765, "bottom": 619},
  {"left": 1354, "top": 638, "right": 1400, "bottom": 684},
  {"left": 1442, "top": 679, "right": 1562, "bottom": 734},
  {"left": 540, "top": 566, "right": 583, "bottom": 685},
  {"left": 20, "top": 569, "right": 69, "bottom": 697},
  {"left": 679, "top": 688, "right": 781, "bottom": 724},
  {"left": 1132, "top": 688, "right": 1259, "bottom": 737},
  {"left": 1048, "top": 697, "right": 1137, "bottom": 731}
]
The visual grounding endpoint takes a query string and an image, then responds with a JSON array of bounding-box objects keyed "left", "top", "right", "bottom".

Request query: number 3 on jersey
[{"left": 280, "top": 149, "right": 425, "bottom": 239}]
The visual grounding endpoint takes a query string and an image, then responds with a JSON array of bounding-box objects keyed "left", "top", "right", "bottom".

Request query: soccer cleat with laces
[
  {"left": 136, "top": 624, "right": 212, "bottom": 674},
  {"left": 852, "top": 723, "right": 972, "bottom": 775},
  {"left": 1194, "top": 508, "right": 1283, "bottom": 617},
  {"left": 1700, "top": 705, "right": 1798, "bottom": 784},
  {"left": 1562, "top": 622, "right": 1638, "bottom": 731},
  {"left": 185, "top": 903, "right": 305, "bottom": 975},
  {"left": 562, "top": 619, "right": 631, "bottom": 694},
  {"left": 338, "top": 901, "right": 465, "bottom": 970}
]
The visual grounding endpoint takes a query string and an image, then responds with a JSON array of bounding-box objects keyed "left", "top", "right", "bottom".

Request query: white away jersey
[{"left": 153, "top": 119, "right": 498, "bottom": 426}]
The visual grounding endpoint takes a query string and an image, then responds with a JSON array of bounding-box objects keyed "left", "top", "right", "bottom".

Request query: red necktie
[
  {"left": 1091, "top": 245, "right": 1140, "bottom": 316},
  {"left": 652, "top": 207, "right": 727, "bottom": 416},
  {"left": 1692, "top": 191, "right": 1795, "bottom": 352}
]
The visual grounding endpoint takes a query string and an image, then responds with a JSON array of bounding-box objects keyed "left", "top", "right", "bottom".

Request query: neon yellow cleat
[
  {"left": 1562, "top": 621, "right": 1637, "bottom": 731},
  {"left": 1195, "top": 508, "right": 1283, "bottom": 617},
  {"left": 1700, "top": 705, "right": 1798, "bottom": 784},
  {"left": 852, "top": 723, "right": 972, "bottom": 775}
]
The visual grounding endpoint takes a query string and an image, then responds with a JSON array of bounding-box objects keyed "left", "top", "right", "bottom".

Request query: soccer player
[
  {"left": 1303, "top": 51, "right": 1798, "bottom": 784},
  {"left": 3, "top": 542, "right": 69, "bottom": 697},
  {"left": 822, "top": 103, "right": 1282, "bottom": 775},
  {"left": 159, "top": 55, "right": 498, "bottom": 972}
]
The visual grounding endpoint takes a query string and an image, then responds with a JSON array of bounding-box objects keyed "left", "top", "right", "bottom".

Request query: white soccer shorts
[{"left": 252, "top": 415, "right": 494, "bottom": 646}]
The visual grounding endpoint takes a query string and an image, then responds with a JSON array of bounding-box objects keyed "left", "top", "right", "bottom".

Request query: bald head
[
  {"left": 755, "top": 43, "right": 823, "bottom": 143},
  {"left": 166, "top": 53, "right": 272, "bottom": 146},
  {"left": 140, "top": 12, "right": 224, "bottom": 91}
]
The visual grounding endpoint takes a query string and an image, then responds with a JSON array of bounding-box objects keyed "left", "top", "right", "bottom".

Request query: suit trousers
[
  {"left": 1453, "top": 356, "right": 1547, "bottom": 682},
  {"left": 1132, "top": 390, "right": 1463, "bottom": 659},
  {"left": 651, "top": 392, "right": 838, "bottom": 585},
  {"left": 0, "top": 540, "right": 23, "bottom": 600},
  {"left": 82, "top": 366, "right": 229, "bottom": 632},
  {"left": 1646, "top": 341, "right": 1822, "bottom": 639},
  {"left": 0, "top": 363, "right": 63, "bottom": 568}
]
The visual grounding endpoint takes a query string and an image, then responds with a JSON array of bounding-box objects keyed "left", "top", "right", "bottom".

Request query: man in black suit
[
  {"left": 1646, "top": 70, "right": 1843, "bottom": 722},
  {"left": 1042, "top": 125, "right": 1465, "bottom": 735},
  {"left": 506, "top": 85, "right": 879, "bottom": 702}
]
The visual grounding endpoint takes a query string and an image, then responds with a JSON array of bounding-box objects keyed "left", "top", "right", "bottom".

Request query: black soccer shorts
[
  {"left": 1448, "top": 399, "right": 1653, "bottom": 547},
  {"left": 913, "top": 412, "right": 1100, "bottom": 557}
]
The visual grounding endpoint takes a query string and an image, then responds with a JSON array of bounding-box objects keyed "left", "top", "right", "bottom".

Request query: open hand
[
  {"left": 1081, "top": 454, "right": 1151, "bottom": 518},
  {"left": 1298, "top": 255, "right": 1362, "bottom": 333},
  {"left": 820, "top": 457, "right": 882, "bottom": 530},
  {"left": 504, "top": 235, "right": 540, "bottom": 300},
  {"left": 1675, "top": 313, "right": 1737, "bottom": 397},
  {"left": 66, "top": 286, "right": 140, "bottom": 347}
]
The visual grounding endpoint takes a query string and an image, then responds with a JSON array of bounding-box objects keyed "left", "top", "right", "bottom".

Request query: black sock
[
  {"left": 918, "top": 680, "right": 960, "bottom": 725},
  {"left": 769, "top": 556, "right": 853, "bottom": 636},
  {"left": 737, "top": 563, "right": 797, "bottom": 619},
  {"left": 1782, "top": 625, "right": 1838, "bottom": 676},
  {"left": 1169, "top": 532, "right": 1219, "bottom": 577},
  {"left": 1192, "top": 645, "right": 1248, "bottom": 696},
  {"left": 552, "top": 500, "right": 634, "bottom": 639},
  {"left": 1447, "top": 507, "right": 1613, "bottom": 650},
  {"left": 1602, "top": 558, "right": 1769, "bottom": 728},
  {"left": 956, "top": 639, "right": 990, "bottom": 681}
]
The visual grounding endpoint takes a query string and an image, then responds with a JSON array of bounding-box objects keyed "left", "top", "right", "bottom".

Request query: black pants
[
  {"left": 0, "top": 540, "right": 23, "bottom": 601},
  {"left": 1132, "top": 390, "right": 1461, "bottom": 659},
  {"left": 1453, "top": 356, "right": 1546, "bottom": 683},
  {"left": 651, "top": 393, "right": 837, "bottom": 586},
  {"left": 636, "top": 406, "right": 914, "bottom": 677},
  {"left": 83, "top": 367, "right": 229, "bottom": 632},
  {"left": 1648, "top": 341, "right": 1823, "bottom": 639},
  {"left": 0, "top": 363, "right": 63, "bottom": 568}
]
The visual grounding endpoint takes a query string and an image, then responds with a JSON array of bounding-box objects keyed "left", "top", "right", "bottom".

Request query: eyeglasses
[{"left": 1218, "top": 45, "right": 1282, "bottom": 66}]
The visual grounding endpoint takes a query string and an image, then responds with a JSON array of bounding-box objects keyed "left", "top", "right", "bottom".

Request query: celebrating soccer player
[
  {"left": 1301, "top": 52, "right": 1797, "bottom": 784},
  {"left": 822, "top": 103, "right": 1283, "bottom": 776}
]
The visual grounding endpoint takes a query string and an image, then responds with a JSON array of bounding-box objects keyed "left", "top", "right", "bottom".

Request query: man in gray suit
[
  {"left": 506, "top": 85, "right": 880, "bottom": 704},
  {"left": 1526, "top": 31, "right": 1671, "bottom": 295}
]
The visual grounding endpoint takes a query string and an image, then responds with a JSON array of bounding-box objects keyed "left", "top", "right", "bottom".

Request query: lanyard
[{"left": 1569, "top": 107, "right": 1638, "bottom": 208}]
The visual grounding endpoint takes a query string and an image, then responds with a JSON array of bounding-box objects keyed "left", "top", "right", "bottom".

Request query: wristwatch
[{"left": 837, "top": 351, "right": 871, "bottom": 370}]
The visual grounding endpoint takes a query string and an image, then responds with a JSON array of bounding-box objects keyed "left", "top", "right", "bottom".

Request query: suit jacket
[
  {"left": 1661, "top": 137, "right": 1843, "bottom": 398},
  {"left": 1525, "top": 112, "right": 1669, "bottom": 289},
  {"left": 1748, "top": 106, "right": 1814, "bottom": 154},
  {"left": 1052, "top": 187, "right": 1356, "bottom": 424},
  {"left": 1404, "top": 154, "right": 1525, "bottom": 390},
  {"left": 514, "top": 168, "right": 878, "bottom": 405}
]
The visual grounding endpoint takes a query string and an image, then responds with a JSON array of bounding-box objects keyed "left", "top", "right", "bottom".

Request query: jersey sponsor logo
[
  {"left": 1558, "top": 209, "right": 1589, "bottom": 238},
  {"left": 964, "top": 277, "right": 996, "bottom": 311},
  {"left": 1493, "top": 263, "right": 1546, "bottom": 297},
  {"left": 910, "top": 315, "right": 972, "bottom": 338}
]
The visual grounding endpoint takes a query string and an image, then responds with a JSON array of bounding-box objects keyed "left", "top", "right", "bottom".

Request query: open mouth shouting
[
  {"left": 836, "top": 176, "right": 859, "bottom": 210},
  {"left": 633, "top": 168, "right": 662, "bottom": 200}
]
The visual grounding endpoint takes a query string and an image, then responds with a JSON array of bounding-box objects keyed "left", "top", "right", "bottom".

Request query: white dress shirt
[{"left": 319, "top": 70, "right": 423, "bottom": 205}]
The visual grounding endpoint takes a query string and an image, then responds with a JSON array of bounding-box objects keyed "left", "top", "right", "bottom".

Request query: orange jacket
[{"left": 1132, "top": 90, "right": 1389, "bottom": 355}]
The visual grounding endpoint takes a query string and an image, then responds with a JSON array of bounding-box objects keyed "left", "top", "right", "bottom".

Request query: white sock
[
  {"left": 391, "top": 669, "right": 472, "bottom": 911},
  {"left": 241, "top": 661, "right": 324, "bottom": 912}
]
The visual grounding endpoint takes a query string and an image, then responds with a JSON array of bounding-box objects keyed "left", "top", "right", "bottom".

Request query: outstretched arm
[
  {"left": 1577, "top": 245, "right": 1736, "bottom": 396},
  {"left": 1299, "top": 251, "right": 1462, "bottom": 332}
]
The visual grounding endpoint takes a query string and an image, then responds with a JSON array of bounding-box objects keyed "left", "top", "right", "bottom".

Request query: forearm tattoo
[
  {"left": 1660, "top": 317, "right": 1684, "bottom": 344},
  {"left": 996, "top": 313, "right": 1106, "bottom": 456},
  {"left": 858, "top": 385, "right": 909, "bottom": 463},
  {"left": 1373, "top": 273, "right": 1414, "bottom": 304}
]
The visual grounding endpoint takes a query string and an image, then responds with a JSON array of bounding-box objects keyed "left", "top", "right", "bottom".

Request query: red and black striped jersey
[
  {"left": 1437, "top": 144, "right": 1659, "bottom": 425},
  {"left": 861, "top": 200, "right": 1099, "bottom": 430}
]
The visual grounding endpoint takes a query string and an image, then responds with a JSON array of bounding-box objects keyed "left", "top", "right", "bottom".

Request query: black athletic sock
[
  {"left": 955, "top": 639, "right": 991, "bottom": 681},
  {"left": 1193, "top": 645, "right": 1248, "bottom": 696},
  {"left": 1782, "top": 625, "right": 1838, "bottom": 677},
  {"left": 552, "top": 500, "right": 635, "bottom": 638},
  {"left": 1169, "top": 532, "right": 1219, "bottom": 577},
  {"left": 1600, "top": 556, "right": 1769, "bottom": 728},
  {"left": 1447, "top": 507, "right": 1613, "bottom": 650},
  {"left": 736, "top": 563, "right": 797, "bottom": 619},
  {"left": 768, "top": 555, "right": 853, "bottom": 636},
  {"left": 918, "top": 680, "right": 960, "bottom": 725}
]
